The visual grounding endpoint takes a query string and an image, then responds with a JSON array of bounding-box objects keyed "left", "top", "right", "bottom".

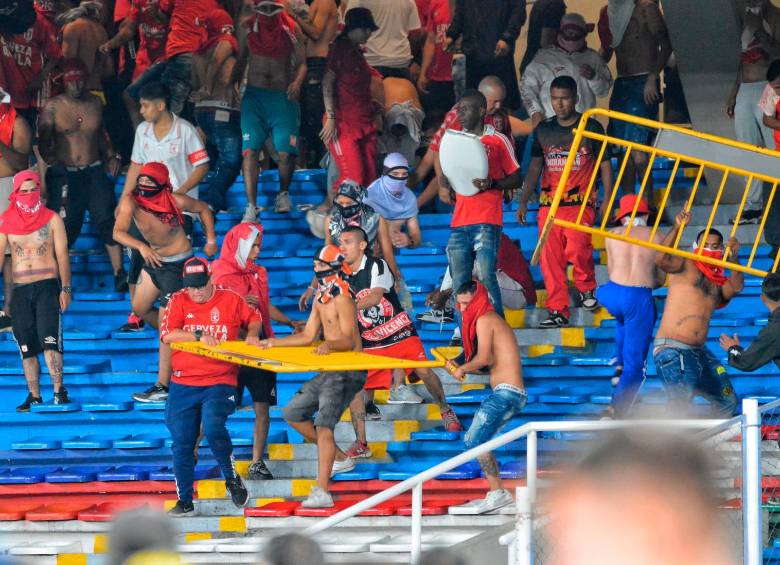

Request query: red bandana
[
  {"left": 133, "top": 162, "right": 184, "bottom": 227},
  {"left": 693, "top": 247, "right": 728, "bottom": 286},
  {"left": 198, "top": 9, "right": 238, "bottom": 55},
  {"left": 0, "top": 104, "right": 16, "bottom": 148},
  {"left": 460, "top": 282, "right": 494, "bottom": 362},
  {"left": 246, "top": 10, "right": 297, "bottom": 58},
  {"left": 0, "top": 170, "right": 55, "bottom": 235},
  {"left": 211, "top": 222, "right": 272, "bottom": 338}
]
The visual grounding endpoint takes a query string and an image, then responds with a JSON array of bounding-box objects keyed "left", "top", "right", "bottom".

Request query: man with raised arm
[
  {"left": 445, "top": 281, "right": 526, "bottom": 514},
  {"left": 259, "top": 245, "right": 364, "bottom": 509},
  {"left": 0, "top": 171, "right": 72, "bottom": 411},
  {"left": 653, "top": 209, "right": 743, "bottom": 417},
  {"left": 113, "top": 162, "right": 217, "bottom": 403}
]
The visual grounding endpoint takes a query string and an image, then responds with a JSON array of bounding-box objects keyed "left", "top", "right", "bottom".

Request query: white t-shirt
[
  {"left": 758, "top": 83, "right": 780, "bottom": 118},
  {"left": 348, "top": 0, "right": 421, "bottom": 69},
  {"left": 130, "top": 113, "right": 209, "bottom": 199}
]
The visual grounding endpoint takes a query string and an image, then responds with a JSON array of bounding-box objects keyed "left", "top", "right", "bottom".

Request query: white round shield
[{"left": 439, "top": 129, "right": 488, "bottom": 197}]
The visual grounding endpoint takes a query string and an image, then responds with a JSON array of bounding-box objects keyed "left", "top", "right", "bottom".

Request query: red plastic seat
[
  {"left": 294, "top": 499, "right": 354, "bottom": 517},
  {"left": 0, "top": 502, "right": 41, "bottom": 521},
  {"left": 245, "top": 501, "right": 301, "bottom": 517},
  {"left": 396, "top": 497, "right": 471, "bottom": 516},
  {"left": 26, "top": 503, "right": 95, "bottom": 521},
  {"left": 78, "top": 501, "right": 148, "bottom": 522},
  {"left": 358, "top": 499, "right": 408, "bottom": 516}
]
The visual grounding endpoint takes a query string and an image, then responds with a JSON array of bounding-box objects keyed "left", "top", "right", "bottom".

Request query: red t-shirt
[
  {"left": 160, "top": 0, "right": 217, "bottom": 58},
  {"left": 425, "top": 0, "right": 452, "bottom": 82},
  {"left": 430, "top": 104, "right": 513, "bottom": 152},
  {"left": 415, "top": 0, "right": 430, "bottom": 27},
  {"left": 0, "top": 15, "right": 61, "bottom": 109},
  {"left": 128, "top": 0, "right": 169, "bottom": 78},
  {"left": 451, "top": 126, "right": 520, "bottom": 228},
  {"left": 160, "top": 286, "right": 261, "bottom": 387},
  {"left": 327, "top": 36, "right": 377, "bottom": 133}
]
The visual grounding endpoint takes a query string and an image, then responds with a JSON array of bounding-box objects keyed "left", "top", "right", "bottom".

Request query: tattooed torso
[{"left": 8, "top": 219, "right": 58, "bottom": 284}]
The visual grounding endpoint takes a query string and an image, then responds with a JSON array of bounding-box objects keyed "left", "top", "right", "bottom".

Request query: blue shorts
[
  {"left": 608, "top": 74, "right": 659, "bottom": 146},
  {"left": 463, "top": 385, "right": 527, "bottom": 450},
  {"left": 240, "top": 86, "right": 300, "bottom": 155}
]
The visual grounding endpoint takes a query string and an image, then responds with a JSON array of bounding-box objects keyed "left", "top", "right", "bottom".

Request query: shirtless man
[
  {"left": 0, "top": 89, "right": 32, "bottom": 328},
  {"left": 653, "top": 209, "right": 742, "bottom": 417},
  {"left": 286, "top": 0, "right": 339, "bottom": 168},
  {"left": 599, "top": 0, "right": 672, "bottom": 195},
  {"left": 0, "top": 171, "right": 72, "bottom": 412},
  {"left": 595, "top": 195, "right": 664, "bottom": 418},
  {"left": 58, "top": 1, "right": 113, "bottom": 98},
  {"left": 380, "top": 77, "right": 425, "bottom": 165},
  {"left": 259, "top": 244, "right": 364, "bottom": 509},
  {"left": 37, "top": 58, "right": 125, "bottom": 289},
  {"left": 236, "top": 0, "right": 306, "bottom": 219},
  {"left": 445, "top": 280, "right": 526, "bottom": 514},
  {"left": 113, "top": 162, "right": 217, "bottom": 401},
  {"left": 191, "top": 8, "right": 242, "bottom": 213},
  {"left": 726, "top": 0, "right": 780, "bottom": 223}
]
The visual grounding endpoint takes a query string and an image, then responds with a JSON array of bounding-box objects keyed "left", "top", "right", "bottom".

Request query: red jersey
[
  {"left": 160, "top": 0, "right": 217, "bottom": 58},
  {"left": 327, "top": 36, "right": 376, "bottom": 133},
  {"left": 128, "top": 0, "right": 168, "bottom": 78},
  {"left": 531, "top": 116, "right": 606, "bottom": 207},
  {"left": 425, "top": 0, "right": 452, "bottom": 82},
  {"left": 415, "top": 0, "right": 430, "bottom": 27},
  {"left": 430, "top": 104, "right": 512, "bottom": 152},
  {"left": 451, "top": 126, "right": 519, "bottom": 228},
  {"left": 161, "top": 286, "right": 261, "bottom": 387},
  {"left": 0, "top": 15, "right": 61, "bottom": 109}
]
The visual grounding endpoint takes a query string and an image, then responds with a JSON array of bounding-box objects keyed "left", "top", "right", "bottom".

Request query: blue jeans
[
  {"left": 194, "top": 108, "right": 242, "bottom": 212},
  {"left": 446, "top": 224, "right": 504, "bottom": 316},
  {"left": 464, "top": 386, "right": 527, "bottom": 450},
  {"left": 653, "top": 345, "right": 738, "bottom": 418},
  {"left": 596, "top": 282, "right": 655, "bottom": 416},
  {"left": 126, "top": 53, "right": 193, "bottom": 114},
  {"left": 165, "top": 382, "right": 237, "bottom": 502}
]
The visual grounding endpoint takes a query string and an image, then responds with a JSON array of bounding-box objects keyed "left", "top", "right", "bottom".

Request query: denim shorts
[
  {"left": 464, "top": 385, "right": 528, "bottom": 450},
  {"left": 284, "top": 370, "right": 366, "bottom": 429},
  {"left": 608, "top": 74, "right": 659, "bottom": 145}
]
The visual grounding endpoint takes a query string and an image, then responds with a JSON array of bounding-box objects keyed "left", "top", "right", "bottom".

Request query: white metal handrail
[{"left": 303, "top": 418, "right": 725, "bottom": 563}]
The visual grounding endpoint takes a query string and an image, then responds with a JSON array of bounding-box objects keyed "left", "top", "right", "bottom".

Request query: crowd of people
[{"left": 1, "top": 0, "right": 780, "bottom": 513}]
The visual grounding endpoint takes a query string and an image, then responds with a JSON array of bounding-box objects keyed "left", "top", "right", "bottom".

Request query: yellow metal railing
[{"left": 530, "top": 108, "right": 780, "bottom": 278}]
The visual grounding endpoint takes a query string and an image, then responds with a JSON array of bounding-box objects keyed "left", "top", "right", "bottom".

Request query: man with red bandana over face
[
  {"left": 0, "top": 170, "right": 72, "bottom": 412},
  {"left": 113, "top": 161, "right": 217, "bottom": 404},
  {"left": 653, "top": 209, "right": 744, "bottom": 417},
  {"left": 38, "top": 58, "right": 126, "bottom": 290},
  {"left": 235, "top": 0, "right": 306, "bottom": 220}
]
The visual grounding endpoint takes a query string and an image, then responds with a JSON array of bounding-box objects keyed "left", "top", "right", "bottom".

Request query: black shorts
[
  {"left": 141, "top": 253, "right": 191, "bottom": 307},
  {"left": 11, "top": 278, "right": 62, "bottom": 359},
  {"left": 128, "top": 216, "right": 193, "bottom": 286},
  {"left": 237, "top": 367, "right": 277, "bottom": 405}
]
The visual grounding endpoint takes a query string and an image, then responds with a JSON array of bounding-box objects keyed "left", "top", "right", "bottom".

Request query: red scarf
[
  {"left": 211, "top": 222, "right": 272, "bottom": 339},
  {"left": 460, "top": 282, "right": 494, "bottom": 362},
  {"left": 198, "top": 9, "right": 238, "bottom": 55},
  {"left": 246, "top": 11, "right": 297, "bottom": 58},
  {"left": 693, "top": 247, "right": 728, "bottom": 286},
  {"left": 0, "top": 104, "right": 16, "bottom": 147},
  {"left": 497, "top": 234, "right": 537, "bottom": 306},
  {"left": 0, "top": 170, "right": 55, "bottom": 235},
  {"left": 133, "top": 162, "right": 184, "bottom": 227}
]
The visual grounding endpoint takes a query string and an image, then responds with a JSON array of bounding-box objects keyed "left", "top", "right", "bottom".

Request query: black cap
[
  {"left": 343, "top": 7, "right": 378, "bottom": 33},
  {"left": 182, "top": 257, "right": 210, "bottom": 288}
]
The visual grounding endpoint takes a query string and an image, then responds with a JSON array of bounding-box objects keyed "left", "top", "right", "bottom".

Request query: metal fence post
[
  {"left": 743, "top": 398, "right": 762, "bottom": 565},
  {"left": 411, "top": 482, "right": 423, "bottom": 563},
  {"left": 527, "top": 430, "right": 537, "bottom": 504},
  {"left": 516, "top": 486, "right": 533, "bottom": 565}
]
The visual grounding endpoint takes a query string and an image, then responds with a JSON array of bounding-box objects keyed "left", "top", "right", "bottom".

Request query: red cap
[
  {"left": 62, "top": 58, "right": 88, "bottom": 83},
  {"left": 615, "top": 194, "right": 650, "bottom": 221}
]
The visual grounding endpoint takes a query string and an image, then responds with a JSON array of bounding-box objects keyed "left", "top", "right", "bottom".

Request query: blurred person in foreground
[
  {"left": 259, "top": 533, "right": 324, "bottom": 565},
  {"left": 546, "top": 429, "right": 736, "bottom": 565},
  {"left": 108, "top": 508, "right": 177, "bottom": 565}
]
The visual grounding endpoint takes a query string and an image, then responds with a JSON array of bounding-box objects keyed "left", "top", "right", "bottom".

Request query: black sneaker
[
  {"left": 0, "top": 311, "right": 11, "bottom": 333},
  {"left": 114, "top": 269, "right": 129, "bottom": 293},
  {"left": 579, "top": 290, "right": 599, "bottom": 312},
  {"left": 365, "top": 401, "right": 382, "bottom": 421},
  {"left": 119, "top": 315, "right": 145, "bottom": 332},
  {"left": 730, "top": 209, "right": 762, "bottom": 225},
  {"left": 539, "top": 311, "right": 569, "bottom": 328},
  {"left": 132, "top": 383, "right": 169, "bottom": 402},
  {"left": 53, "top": 388, "right": 71, "bottom": 404},
  {"left": 16, "top": 393, "right": 43, "bottom": 412},
  {"left": 248, "top": 460, "right": 273, "bottom": 480},
  {"left": 168, "top": 500, "right": 196, "bottom": 517},
  {"left": 226, "top": 475, "right": 249, "bottom": 508}
]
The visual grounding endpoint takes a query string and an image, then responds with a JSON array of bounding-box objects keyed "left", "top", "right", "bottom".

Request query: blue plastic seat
[
  {"left": 330, "top": 464, "right": 380, "bottom": 481},
  {"left": 61, "top": 435, "right": 114, "bottom": 449},
  {"left": 97, "top": 465, "right": 165, "bottom": 481},
  {"left": 0, "top": 466, "right": 61, "bottom": 484},
  {"left": 45, "top": 465, "right": 112, "bottom": 483},
  {"left": 410, "top": 428, "right": 462, "bottom": 441},
  {"left": 11, "top": 437, "right": 62, "bottom": 450},
  {"left": 30, "top": 402, "right": 81, "bottom": 413},
  {"left": 81, "top": 401, "right": 133, "bottom": 412},
  {"left": 149, "top": 465, "right": 220, "bottom": 481},
  {"left": 112, "top": 435, "right": 166, "bottom": 449}
]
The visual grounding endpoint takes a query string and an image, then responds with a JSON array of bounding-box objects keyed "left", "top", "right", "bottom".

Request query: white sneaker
[
  {"left": 449, "top": 489, "right": 514, "bottom": 515},
  {"left": 388, "top": 384, "right": 424, "bottom": 404},
  {"left": 274, "top": 191, "right": 291, "bottom": 213},
  {"left": 301, "top": 486, "right": 334, "bottom": 508},
  {"left": 330, "top": 457, "right": 355, "bottom": 477},
  {"left": 242, "top": 203, "right": 259, "bottom": 223}
]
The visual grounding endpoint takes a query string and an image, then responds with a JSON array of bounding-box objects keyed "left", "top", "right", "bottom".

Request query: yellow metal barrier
[{"left": 531, "top": 108, "right": 780, "bottom": 278}]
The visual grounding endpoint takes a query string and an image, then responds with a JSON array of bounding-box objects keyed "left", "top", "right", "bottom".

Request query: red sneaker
[
  {"left": 345, "top": 440, "right": 371, "bottom": 459},
  {"left": 441, "top": 407, "right": 463, "bottom": 432}
]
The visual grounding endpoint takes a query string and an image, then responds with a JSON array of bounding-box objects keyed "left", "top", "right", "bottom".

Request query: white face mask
[{"left": 621, "top": 216, "right": 647, "bottom": 227}]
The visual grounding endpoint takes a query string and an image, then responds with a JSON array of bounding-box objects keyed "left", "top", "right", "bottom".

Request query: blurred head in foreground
[
  {"left": 545, "top": 429, "right": 736, "bottom": 565},
  {"left": 108, "top": 508, "right": 178, "bottom": 565},
  {"left": 259, "top": 533, "right": 324, "bottom": 565},
  {"left": 416, "top": 548, "right": 468, "bottom": 565}
]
